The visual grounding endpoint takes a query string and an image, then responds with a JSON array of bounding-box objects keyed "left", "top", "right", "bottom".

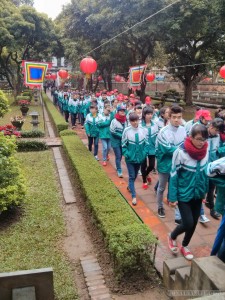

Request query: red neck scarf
[
  {"left": 220, "top": 132, "right": 225, "bottom": 142},
  {"left": 184, "top": 137, "right": 208, "bottom": 161},
  {"left": 115, "top": 113, "right": 126, "bottom": 123}
]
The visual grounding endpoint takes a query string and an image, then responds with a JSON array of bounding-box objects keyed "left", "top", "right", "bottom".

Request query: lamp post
[{"left": 29, "top": 111, "right": 40, "bottom": 130}]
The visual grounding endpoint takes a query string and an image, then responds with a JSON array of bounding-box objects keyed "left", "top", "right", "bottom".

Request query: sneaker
[
  {"left": 95, "top": 156, "right": 99, "bottom": 161},
  {"left": 210, "top": 209, "right": 221, "bottom": 219},
  {"left": 103, "top": 161, "right": 107, "bottom": 166},
  {"left": 168, "top": 234, "right": 178, "bottom": 254},
  {"left": 175, "top": 219, "right": 182, "bottom": 225},
  {"left": 138, "top": 170, "right": 142, "bottom": 176},
  {"left": 147, "top": 177, "right": 152, "bottom": 184},
  {"left": 199, "top": 215, "right": 210, "bottom": 223},
  {"left": 158, "top": 207, "right": 165, "bottom": 218},
  {"left": 117, "top": 171, "right": 123, "bottom": 178},
  {"left": 180, "top": 246, "right": 194, "bottom": 260},
  {"left": 132, "top": 198, "right": 137, "bottom": 206},
  {"left": 127, "top": 186, "right": 131, "bottom": 193},
  {"left": 142, "top": 183, "right": 148, "bottom": 190},
  {"left": 107, "top": 155, "right": 110, "bottom": 161}
]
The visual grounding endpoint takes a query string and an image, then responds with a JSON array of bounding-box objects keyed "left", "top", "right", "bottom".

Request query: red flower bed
[{"left": 0, "top": 124, "right": 21, "bottom": 137}]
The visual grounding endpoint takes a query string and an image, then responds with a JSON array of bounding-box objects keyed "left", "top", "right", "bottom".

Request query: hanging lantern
[
  {"left": 115, "top": 75, "right": 121, "bottom": 82},
  {"left": 45, "top": 74, "right": 51, "bottom": 80},
  {"left": 146, "top": 73, "right": 155, "bottom": 82},
  {"left": 219, "top": 66, "right": 225, "bottom": 78},
  {"left": 80, "top": 57, "right": 97, "bottom": 74},
  {"left": 58, "top": 69, "right": 68, "bottom": 79},
  {"left": 98, "top": 76, "right": 103, "bottom": 81},
  {"left": 50, "top": 73, "right": 57, "bottom": 80}
]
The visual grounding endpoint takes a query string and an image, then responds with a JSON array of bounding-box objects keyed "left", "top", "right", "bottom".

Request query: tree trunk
[
  {"left": 184, "top": 81, "right": 193, "bottom": 105},
  {"left": 107, "top": 73, "right": 112, "bottom": 91}
]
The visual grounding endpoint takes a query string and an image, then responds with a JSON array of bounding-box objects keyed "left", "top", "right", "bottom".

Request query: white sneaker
[
  {"left": 138, "top": 170, "right": 142, "bottom": 176},
  {"left": 94, "top": 156, "right": 99, "bottom": 161},
  {"left": 132, "top": 198, "right": 137, "bottom": 206},
  {"left": 199, "top": 215, "right": 210, "bottom": 223}
]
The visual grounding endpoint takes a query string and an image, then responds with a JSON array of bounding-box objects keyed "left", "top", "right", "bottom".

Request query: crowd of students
[{"left": 51, "top": 87, "right": 225, "bottom": 261}]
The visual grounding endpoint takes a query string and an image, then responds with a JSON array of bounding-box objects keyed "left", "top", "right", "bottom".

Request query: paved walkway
[{"left": 74, "top": 124, "right": 219, "bottom": 275}]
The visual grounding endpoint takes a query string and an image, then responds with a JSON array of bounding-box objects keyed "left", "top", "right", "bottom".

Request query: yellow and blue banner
[
  {"left": 22, "top": 60, "right": 52, "bottom": 87},
  {"left": 128, "top": 64, "right": 147, "bottom": 90}
]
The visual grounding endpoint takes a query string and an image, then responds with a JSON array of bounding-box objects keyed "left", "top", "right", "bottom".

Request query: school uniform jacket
[
  {"left": 169, "top": 144, "right": 209, "bottom": 202},
  {"left": 97, "top": 114, "right": 111, "bottom": 139},
  {"left": 141, "top": 120, "right": 158, "bottom": 155},
  {"left": 122, "top": 125, "right": 149, "bottom": 164},
  {"left": 156, "top": 123, "right": 187, "bottom": 173},
  {"left": 84, "top": 113, "right": 100, "bottom": 137},
  {"left": 110, "top": 119, "right": 126, "bottom": 148}
]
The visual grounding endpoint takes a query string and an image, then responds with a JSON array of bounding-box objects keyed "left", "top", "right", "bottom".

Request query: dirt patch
[
  {"left": 60, "top": 147, "right": 169, "bottom": 299},
  {"left": 0, "top": 206, "right": 23, "bottom": 231}
]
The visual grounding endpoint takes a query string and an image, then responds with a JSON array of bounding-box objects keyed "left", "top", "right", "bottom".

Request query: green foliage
[
  {"left": 0, "top": 133, "right": 26, "bottom": 212},
  {"left": 0, "top": 90, "right": 10, "bottom": 117},
  {"left": 42, "top": 93, "right": 68, "bottom": 134},
  {"left": 22, "top": 92, "right": 32, "bottom": 101},
  {"left": 16, "top": 140, "right": 48, "bottom": 152},
  {"left": 62, "top": 134, "right": 157, "bottom": 277},
  {"left": 59, "top": 129, "right": 77, "bottom": 136},
  {"left": 20, "top": 130, "right": 45, "bottom": 138},
  {"left": 0, "top": 151, "right": 78, "bottom": 299}
]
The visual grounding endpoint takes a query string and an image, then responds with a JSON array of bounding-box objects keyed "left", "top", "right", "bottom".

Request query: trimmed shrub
[
  {"left": 21, "top": 130, "right": 45, "bottom": 138},
  {"left": 0, "top": 133, "right": 26, "bottom": 211},
  {"left": 22, "top": 92, "right": 32, "bottom": 101},
  {"left": 61, "top": 135, "right": 157, "bottom": 278},
  {"left": 42, "top": 93, "right": 68, "bottom": 134},
  {"left": 0, "top": 90, "right": 10, "bottom": 117},
  {"left": 60, "top": 129, "right": 77, "bottom": 136},
  {"left": 17, "top": 140, "right": 48, "bottom": 152}
]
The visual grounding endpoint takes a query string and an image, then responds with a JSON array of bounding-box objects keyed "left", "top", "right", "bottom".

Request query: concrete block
[
  {"left": 163, "top": 257, "right": 190, "bottom": 289},
  {"left": 188, "top": 256, "right": 225, "bottom": 291},
  {"left": 86, "top": 279, "right": 105, "bottom": 287},
  {"left": 0, "top": 268, "right": 54, "bottom": 300},
  {"left": 191, "top": 292, "right": 225, "bottom": 300},
  {"left": 89, "top": 287, "right": 110, "bottom": 297},
  {"left": 12, "top": 286, "right": 36, "bottom": 300},
  {"left": 173, "top": 267, "right": 191, "bottom": 300}
]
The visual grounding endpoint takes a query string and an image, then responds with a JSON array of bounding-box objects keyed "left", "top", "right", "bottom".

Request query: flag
[
  {"left": 128, "top": 64, "right": 147, "bottom": 90},
  {"left": 22, "top": 61, "right": 52, "bottom": 86}
]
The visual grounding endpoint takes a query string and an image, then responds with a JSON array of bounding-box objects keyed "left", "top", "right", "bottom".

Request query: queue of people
[{"left": 51, "top": 87, "right": 225, "bottom": 261}]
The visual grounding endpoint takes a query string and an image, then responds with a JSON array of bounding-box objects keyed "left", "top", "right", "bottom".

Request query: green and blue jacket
[
  {"left": 141, "top": 120, "right": 158, "bottom": 155},
  {"left": 122, "top": 125, "right": 149, "bottom": 164},
  {"left": 84, "top": 113, "right": 100, "bottom": 137},
  {"left": 97, "top": 114, "right": 111, "bottom": 139},
  {"left": 110, "top": 118, "right": 126, "bottom": 148},
  {"left": 169, "top": 144, "right": 209, "bottom": 203},
  {"left": 156, "top": 123, "right": 187, "bottom": 173}
]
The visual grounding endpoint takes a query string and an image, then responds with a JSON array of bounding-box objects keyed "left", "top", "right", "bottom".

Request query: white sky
[{"left": 33, "top": 0, "right": 70, "bottom": 19}]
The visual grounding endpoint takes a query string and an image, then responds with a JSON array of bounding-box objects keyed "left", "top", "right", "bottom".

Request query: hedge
[
  {"left": 61, "top": 134, "right": 157, "bottom": 278},
  {"left": 42, "top": 93, "right": 68, "bottom": 134},
  {"left": 16, "top": 96, "right": 31, "bottom": 102},
  {"left": 21, "top": 130, "right": 45, "bottom": 138},
  {"left": 59, "top": 129, "right": 77, "bottom": 136},
  {"left": 17, "top": 140, "right": 48, "bottom": 152}
]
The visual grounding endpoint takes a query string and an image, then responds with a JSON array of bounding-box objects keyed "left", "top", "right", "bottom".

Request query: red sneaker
[
  {"left": 168, "top": 234, "right": 178, "bottom": 254},
  {"left": 180, "top": 246, "right": 194, "bottom": 260},
  {"left": 103, "top": 161, "right": 107, "bottom": 166},
  {"left": 142, "top": 183, "right": 148, "bottom": 190},
  {"left": 147, "top": 177, "right": 152, "bottom": 184}
]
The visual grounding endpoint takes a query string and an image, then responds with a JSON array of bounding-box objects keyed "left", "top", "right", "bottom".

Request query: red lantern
[
  {"left": 80, "top": 57, "right": 97, "bottom": 74},
  {"left": 98, "top": 76, "right": 103, "bottom": 81},
  {"left": 51, "top": 73, "right": 57, "bottom": 80},
  {"left": 115, "top": 75, "right": 121, "bottom": 82},
  {"left": 45, "top": 74, "right": 51, "bottom": 80},
  {"left": 146, "top": 73, "right": 155, "bottom": 82},
  {"left": 58, "top": 69, "right": 68, "bottom": 79},
  {"left": 219, "top": 66, "right": 225, "bottom": 78}
]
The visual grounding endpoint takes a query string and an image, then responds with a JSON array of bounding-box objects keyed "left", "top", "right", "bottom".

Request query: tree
[
  {"left": 161, "top": 0, "right": 225, "bottom": 105},
  {"left": 11, "top": 0, "right": 34, "bottom": 6}
]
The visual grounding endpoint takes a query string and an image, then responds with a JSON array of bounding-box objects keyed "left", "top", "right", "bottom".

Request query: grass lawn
[
  {"left": 0, "top": 99, "right": 45, "bottom": 132},
  {"left": 0, "top": 151, "right": 78, "bottom": 300}
]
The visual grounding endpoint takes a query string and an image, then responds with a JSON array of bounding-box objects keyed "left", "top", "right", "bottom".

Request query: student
[
  {"left": 98, "top": 106, "right": 111, "bottom": 166},
  {"left": 68, "top": 93, "right": 79, "bottom": 128},
  {"left": 122, "top": 113, "right": 149, "bottom": 205},
  {"left": 156, "top": 105, "right": 187, "bottom": 218},
  {"left": 84, "top": 105, "right": 100, "bottom": 160},
  {"left": 204, "top": 118, "right": 225, "bottom": 219},
  {"left": 156, "top": 106, "right": 170, "bottom": 130},
  {"left": 168, "top": 124, "right": 209, "bottom": 260},
  {"left": 141, "top": 107, "right": 158, "bottom": 189},
  {"left": 110, "top": 105, "right": 127, "bottom": 178},
  {"left": 62, "top": 93, "right": 70, "bottom": 123},
  {"left": 208, "top": 157, "right": 225, "bottom": 262},
  {"left": 79, "top": 94, "right": 86, "bottom": 128}
]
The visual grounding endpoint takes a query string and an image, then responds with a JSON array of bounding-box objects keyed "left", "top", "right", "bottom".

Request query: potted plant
[
  {"left": 0, "top": 124, "right": 21, "bottom": 137},
  {"left": 18, "top": 100, "right": 30, "bottom": 116},
  {"left": 11, "top": 116, "right": 25, "bottom": 131}
]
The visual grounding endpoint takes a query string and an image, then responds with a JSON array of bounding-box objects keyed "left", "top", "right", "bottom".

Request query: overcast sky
[{"left": 33, "top": 0, "right": 70, "bottom": 19}]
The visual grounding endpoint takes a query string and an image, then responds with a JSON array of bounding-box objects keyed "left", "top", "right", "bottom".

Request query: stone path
[{"left": 74, "top": 125, "right": 219, "bottom": 275}]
